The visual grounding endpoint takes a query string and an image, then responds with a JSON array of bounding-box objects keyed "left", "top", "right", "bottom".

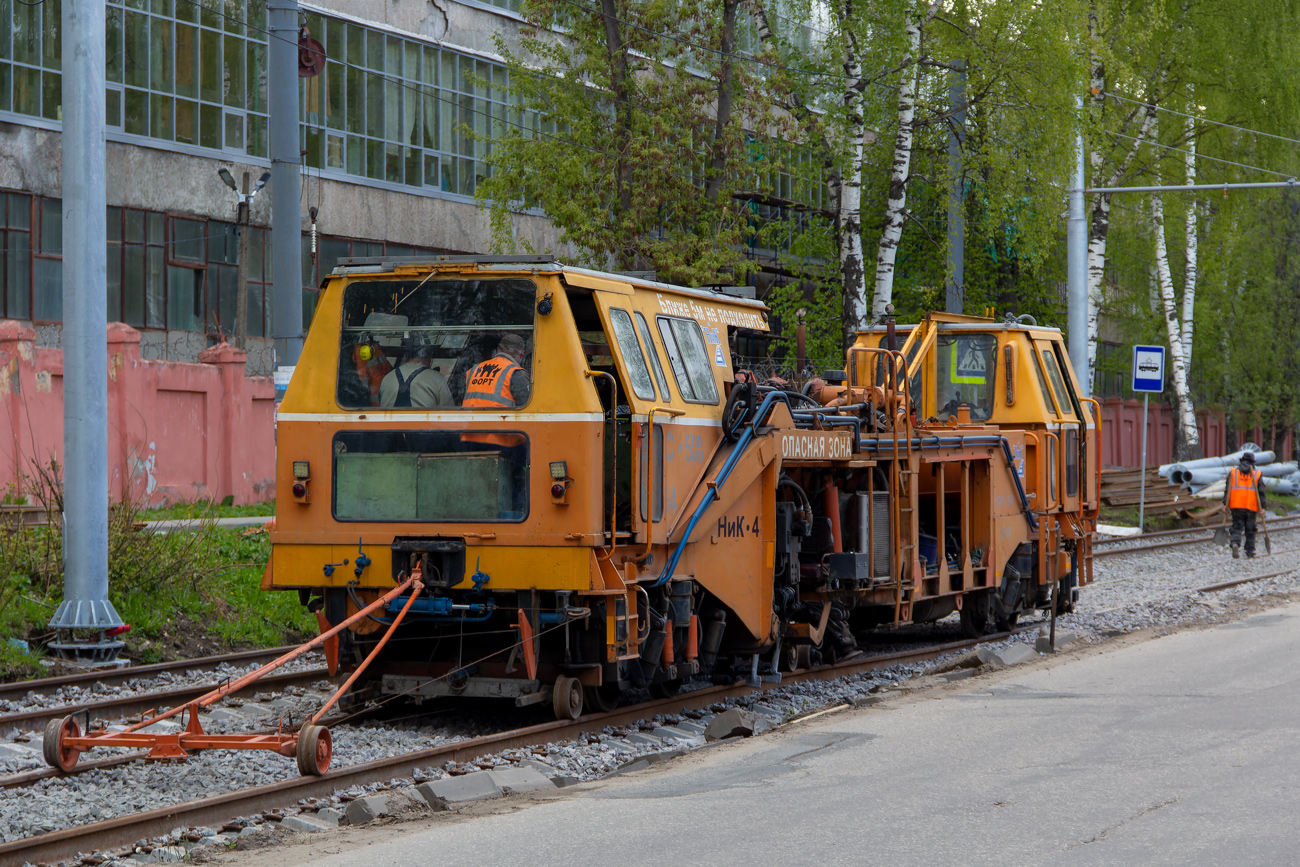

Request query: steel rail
[
  {"left": 1197, "top": 568, "right": 1298, "bottom": 593},
  {"left": 0, "top": 667, "right": 330, "bottom": 733},
  {"left": 0, "top": 629, "right": 1028, "bottom": 865},
  {"left": 1095, "top": 517, "right": 1300, "bottom": 548},
  {"left": 0, "top": 645, "right": 307, "bottom": 702},
  {"left": 1094, "top": 524, "right": 1300, "bottom": 558}
]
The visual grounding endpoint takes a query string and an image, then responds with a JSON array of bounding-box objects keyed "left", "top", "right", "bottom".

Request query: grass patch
[
  {"left": 0, "top": 462, "right": 310, "bottom": 681},
  {"left": 142, "top": 498, "right": 276, "bottom": 520}
]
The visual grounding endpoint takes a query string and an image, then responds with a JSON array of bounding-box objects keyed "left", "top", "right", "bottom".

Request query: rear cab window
[{"left": 656, "top": 316, "right": 719, "bottom": 404}]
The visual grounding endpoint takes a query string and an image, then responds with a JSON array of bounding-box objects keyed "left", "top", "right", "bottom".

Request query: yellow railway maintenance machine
[{"left": 265, "top": 256, "right": 1098, "bottom": 719}]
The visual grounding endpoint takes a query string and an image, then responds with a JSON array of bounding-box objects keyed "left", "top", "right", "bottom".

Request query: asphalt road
[{"left": 238, "top": 605, "right": 1300, "bottom": 867}]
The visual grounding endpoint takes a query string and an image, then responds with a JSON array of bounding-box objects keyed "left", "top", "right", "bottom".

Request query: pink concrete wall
[
  {"left": 1098, "top": 397, "right": 1292, "bottom": 468},
  {"left": 0, "top": 321, "right": 275, "bottom": 506}
]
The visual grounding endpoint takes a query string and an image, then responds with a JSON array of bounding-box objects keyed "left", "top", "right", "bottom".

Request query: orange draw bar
[{"left": 43, "top": 569, "right": 425, "bottom": 777}]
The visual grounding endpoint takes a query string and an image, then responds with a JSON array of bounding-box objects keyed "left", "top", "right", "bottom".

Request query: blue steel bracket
[
  {"left": 353, "top": 539, "right": 372, "bottom": 579},
  {"left": 470, "top": 558, "right": 491, "bottom": 592},
  {"left": 323, "top": 559, "right": 349, "bottom": 578}
]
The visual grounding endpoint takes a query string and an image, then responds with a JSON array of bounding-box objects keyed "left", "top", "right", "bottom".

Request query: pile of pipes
[{"left": 1159, "top": 444, "right": 1300, "bottom": 497}]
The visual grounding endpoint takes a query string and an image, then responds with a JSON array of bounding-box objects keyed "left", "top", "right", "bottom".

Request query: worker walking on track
[{"left": 1223, "top": 451, "right": 1267, "bottom": 558}]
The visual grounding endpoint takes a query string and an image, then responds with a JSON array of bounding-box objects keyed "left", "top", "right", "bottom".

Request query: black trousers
[{"left": 1230, "top": 508, "right": 1258, "bottom": 554}]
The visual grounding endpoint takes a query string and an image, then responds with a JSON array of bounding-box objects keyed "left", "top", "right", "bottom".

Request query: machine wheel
[
  {"left": 648, "top": 678, "right": 682, "bottom": 699},
  {"left": 552, "top": 676, "right": 583, "bottom": 720},
  {"left": 43, "top": 715, "right": 81, "bottom": 773},
  {"left": 296, "top": 724, "right": 333, "bottom": 776},
  {"left": 584, "top": 683, "right": 621, "bottom": 714},
  {"left": 959, "top": 591, "right": 991, "bottom": 639},
  {"left": 994, "top": 611, "right": 1020, "bottom": 633},
  {"left": 779, "top": 642, "right": 799, "bottom": 672}
]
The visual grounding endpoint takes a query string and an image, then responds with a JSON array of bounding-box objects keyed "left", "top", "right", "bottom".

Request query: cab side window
[
  {"left": 608, "top": 308, "right": 656, "bottom": 400},
  {"left": 656, "top": 316, "right": 719, "bottom": 404}
]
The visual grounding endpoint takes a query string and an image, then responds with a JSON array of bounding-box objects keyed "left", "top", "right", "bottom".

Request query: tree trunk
[
  {"left": 871, "top": 0, "right": 924, "bottom": 322},
  {"left": 1151, "top": 188, "right": 1202, "bottom": 460},
  {"left": 839, "top": 25, "right": 868, "bottom": 339},
  {"left": 704, "top": 0, "right": 738, "bottom": 206},
  {"left": 599, "top": 0, "right": 634, "bottom": 269}
]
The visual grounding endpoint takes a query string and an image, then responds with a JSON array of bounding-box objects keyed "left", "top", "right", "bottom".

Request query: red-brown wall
[
  {"left": 1098, "top": 397, "right": 1292, "bottom": 468},
  {"left": 0, "top": 321, "right": 275, "bottom": 506}
]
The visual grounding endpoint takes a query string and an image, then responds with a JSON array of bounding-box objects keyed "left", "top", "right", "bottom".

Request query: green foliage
[
  {"left": 0, "top": 463, "right": 309, "bottom": 681},
  {"left": 477, "top": 0, "right": 782, "bottom": 284},
  {"left": 142, "top": 499, "right": 277, "bottom": 520}
]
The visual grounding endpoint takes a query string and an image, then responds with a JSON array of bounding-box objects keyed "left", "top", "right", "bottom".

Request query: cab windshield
[
  {"left": 934, "top": 333, "right": 996, "bottom": 421},
  {"left": 336, "top": 278, "right": 536, "bottom": 410}
]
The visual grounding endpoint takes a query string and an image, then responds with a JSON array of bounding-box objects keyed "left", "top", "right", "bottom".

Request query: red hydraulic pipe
[{"left": 823, "top": 477, "right": 843, "bottom": 553}]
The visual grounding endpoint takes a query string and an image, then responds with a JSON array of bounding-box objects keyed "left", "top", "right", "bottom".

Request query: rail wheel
[
  {"left": 552, "top": 676, "right": 583, "bottom": 720},
  {"left": 648, "top": 678, "right": 682, "bottom": 699},
  {"left": 296, "top": 724, "right": 333, "bottom": 777},
  {"left": 43, "top": 715, "right": 81, "bottom": 773},
  {"left": 584, "top": 682, "right": 620, "bottom": 714},
  {"left": 959, "top": 591, "right": 991, "bottom": 639}
]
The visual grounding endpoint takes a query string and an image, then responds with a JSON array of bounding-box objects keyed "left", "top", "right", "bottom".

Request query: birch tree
[{"left": 1148, "top": 105, "right": 1202, "bottom": 459}]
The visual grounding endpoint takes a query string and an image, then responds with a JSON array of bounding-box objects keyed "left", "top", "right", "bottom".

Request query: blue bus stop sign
[{"left": 1131, "top": 345, "right": 1165, "bottom": 393}]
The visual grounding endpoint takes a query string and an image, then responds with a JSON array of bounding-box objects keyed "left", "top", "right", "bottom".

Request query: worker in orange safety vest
[
  {"left": 1222, "top": 451, "right": 1266, "bottom": 558},
  {"left": 462, "top": 333, "right": 531, "bottom": 449}
]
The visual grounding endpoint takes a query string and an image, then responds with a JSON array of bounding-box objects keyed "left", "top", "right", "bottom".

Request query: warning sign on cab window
[{"left": 714, "top": 345, "right": 726, "bottom": 366}]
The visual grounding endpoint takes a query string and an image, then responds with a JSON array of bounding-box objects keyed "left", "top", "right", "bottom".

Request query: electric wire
[{"left": 1104, "top": 91, "right": 1300, "bottom": 149}]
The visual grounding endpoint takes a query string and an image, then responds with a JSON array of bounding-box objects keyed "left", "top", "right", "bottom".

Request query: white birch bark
[
  {"left": 839, "top": 28, "right": 868, "bottom": 333},
  {"left": 1181, "top": 111, "right": 1197, "bottom": 355},
  {"left": 1149, "top": 110, "right": 1200, "bottom": 454},
  {"left": 871, "top": 0, "right": 926, "bottom": 322}
]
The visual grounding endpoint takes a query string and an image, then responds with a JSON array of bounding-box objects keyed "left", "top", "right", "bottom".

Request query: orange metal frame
[{"left": 49, "top": 570, "right": 425, "bottom": 775}]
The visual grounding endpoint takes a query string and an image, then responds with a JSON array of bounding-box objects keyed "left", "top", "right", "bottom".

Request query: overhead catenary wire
[{"left": 1104, "top": 91, "right": 1300, "bottom": 149}]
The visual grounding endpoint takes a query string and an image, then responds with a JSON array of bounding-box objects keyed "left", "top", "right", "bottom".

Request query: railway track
[
  {"left": 0, "top": 667, "right": 331, "bottom": 737},
  {"left": 0, "top": 645, "right": 305, "bottom": 705},
  {"left": 1094, "top": 517, "right": 1300, "bottom": 558},
  {"left": 0, "top": 628, "right": 1029, "bottom": 865}
]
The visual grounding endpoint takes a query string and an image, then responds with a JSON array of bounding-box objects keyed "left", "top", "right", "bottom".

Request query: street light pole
[{"left": 234, "top": 172, "right": 251, "bottom": 349}]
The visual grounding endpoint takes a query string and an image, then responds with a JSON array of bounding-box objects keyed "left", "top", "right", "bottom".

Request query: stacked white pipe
[{"left": 1158, "top": 444, "right": 1300, "bottom": 497}]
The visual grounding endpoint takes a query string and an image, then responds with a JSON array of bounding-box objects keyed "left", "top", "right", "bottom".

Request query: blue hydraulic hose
[{"left": 652, "top": 391, "right": 794, "bottom": 588}]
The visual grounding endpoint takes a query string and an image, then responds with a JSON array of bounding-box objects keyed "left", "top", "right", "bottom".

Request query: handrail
[
  {"left": 650, "top": 390, "right": 795, "bottom": 588},
  {"left": 639, "top": 406, "right": 685, "bottom": 560},
  {"left": 585, "top": 370, "right": 619, "bottom": 562},
  {"left": 1044, "top": 430, "right": 1060, "bottom": 512}
]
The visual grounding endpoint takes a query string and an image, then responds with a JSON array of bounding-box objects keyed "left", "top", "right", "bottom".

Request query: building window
[
  {"left": 33, "top": 198, "right": 61, "bottom": 322},
  {"left": 0, "top": 194, "right": 32, "bottom": 320}
]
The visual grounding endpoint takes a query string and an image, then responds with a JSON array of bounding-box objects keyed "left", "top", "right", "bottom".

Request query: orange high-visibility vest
[
  {"left": 1226, "top": 467, "right": 1262, "bottom": 511},
  {"left": 462, "top": 355, "right": 526, "bottom": 448},
  {"left": 463, "top": 356, "right": 522, "bottom": 408}
]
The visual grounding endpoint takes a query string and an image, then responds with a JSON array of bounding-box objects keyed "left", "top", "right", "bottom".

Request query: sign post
[{"left": 1131, "top": 345, "right": 1166, "bottom": 532}]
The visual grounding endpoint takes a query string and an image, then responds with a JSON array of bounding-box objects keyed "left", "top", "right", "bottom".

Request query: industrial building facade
[{"left": 0, "top": 0, "right": 564, "bottom": 374}]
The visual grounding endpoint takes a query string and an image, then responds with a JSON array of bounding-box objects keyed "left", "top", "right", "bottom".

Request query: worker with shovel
[{"left": 1223, "top": 451, "right": 1267, "bottom": 558}]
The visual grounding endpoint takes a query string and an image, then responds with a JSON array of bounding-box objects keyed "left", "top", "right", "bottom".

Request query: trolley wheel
[
  {"left": 552, "top": 676, "right": 583, "bottom": 720},
  {"left": 296, "top": 724, "right": 333, "bottom": 776},
  {"left": 648, "top": 678, "right": 682, "bottom": 699},
  {"left": 779, "top": 642, "right": 799, "bottom": 672},
  {"left": 43, "top": 715, "right": 81, "bottom": 773},
  {"left": 584, "top": 682, "right": 621, "bottom": 714},
  {"left": 959, "top": 591, "right": 991, "bottom": 639}
]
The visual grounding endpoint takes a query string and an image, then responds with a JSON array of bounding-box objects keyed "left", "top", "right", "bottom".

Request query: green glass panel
[
  {"left": 123, "top": 243, "right": 145, "bottom": 326},
  {"left": 304, "top": 126, "right": 323, "bottom": 169},
  {"left": 325, "top": 61, "right": 343, "bottom": 130},
  {"left": 246, "top": 42, "right": 265, "bottom": 111},
  {"left": 12, "top": 1, "right": 39, "bottom": 67},
  {"left": 0, "top": 64, "right": 11, "bottom": 113},
  {"left": 404, "top": 147, "right": 420, "bottom": 187},
  {"left": 198, "top": 0, "right": 220, "bottom": 29},
  {"left": 199, "top": 101, "right": 221, "bottom": 148},
  {"left": 384, "top": 78, "right": 398, "bottom": 141},
  {"left": 39, "top": 70, "right": 57, "bottom": 119},
  {"left": 165, "top": 264, "right": 203, "bottom": 331},
  {"left": 107, "top": 242, "right": 123, "bottom": 322},
  {"left": 33, "top": 257, "right": 59, "bottom": 321},
  {"left": 325, "top": 19, "right": 342, "bottom": 63},
  {"left": 105, "top": 7, "right": 122, "bottom": 82},
  {"left": 385, "top": 142, "right": 400, "bottom": 183},
  {"left": 175, "top": 0, "right": 197, "bottom": 23},
  {"left": 0, "top": 0, "right": 9, "bottom": 62},
  {"left": 106, "top": 87, "right": 121, "bottom": 127},
  {"left": 247, "top": 113, "right": 266, "bottom": 157},
  {"left": 125, "top": 0, "right": 146, "bottom": 9},
  {"left": 246, "top": 0, "right": 266, "bottom": 33},
  {"left": 366, "top": 75, "right": 382, "bottom": 138},
  {"left": 7, "top": 234, "right": 30, "bottom": 320},
  {"left": 223, "top": 0, "right": 244, "bottom": 34},
  {"left": 366, "top": 30, "right": 383, "bottom": 71},
  {"left": 334, "top": 452, "right": 419, "bottom": 522},
  {"left": 148, "top": 211, "right": 164, "bottom": 243},
  {"left": 423, "top": 90, "right": 436, "bottom": 149},
  {"left": 41, "top": 0, "right": 59, "bottom": 71},
  {"left": 199, "top": 26, "right": 220, "bottom": 103},
  {"left": 345, "top": 24, "right": 363, "bottom": 68},
  {"left": 146, "top": 245, "right": 164, "bottom": 327},
  {"left": 224, "top": 111, "right": 243, "bottom": 150},
  {"left": 345, "top": 64, "right": 363, "bottom": 134},
  {"left": 150, "top": 17, "right": 173, "bottom": 93},
  {"left": 175, "top": 23, "right": 197, "bottom": 98},
  {"left": 424, "top": 153, "right": 436, "bottom": 187},
  {"left": 326, "top": 133, "right": 344, "bottom": 169},
  {"left": 124, "top": 10, "right": 147, "bottom": 89},
  {"left": 124, "top": 209, "right": 144, "bottom": 243},
  {"left": 124, "top": 87, "right": 147, "bottom": 135},
  {"left": 222, "top": 34, "right": 243, "bottom": 107},
  {"left": 366, "top": 138, "right": 383, "bottom": 180},
  {"left": 151, "top": 0, "right": 173, "bottom": 14},
  {"left": 150, "top": 93, "right": 173, "bottom": 139},
  {"left": 346, "top": 134, "right": 362, "bottom": 175}
]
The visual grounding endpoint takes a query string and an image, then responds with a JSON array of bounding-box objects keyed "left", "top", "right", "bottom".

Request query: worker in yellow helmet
[{"left": 1222, "top": 451, "right": 1266, "bottom": 559}]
